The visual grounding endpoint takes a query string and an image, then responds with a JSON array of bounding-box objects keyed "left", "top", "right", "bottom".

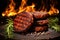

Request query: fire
[
  {"left": 48, "top": 5, "right": 59, "bottom": 15},
  {"left": 2, "top": 0, "right": 16, "bottom": 17},
  {"left": 25, "top": 3, "right": 35, "bottom": 12},
  {"left": 2, "top": 0, "right": 35, "bottom": 17},
  {"left": 18, "top": 0, "right": 35, "bottom": 13},
  {"left": 2, "top": 0, "right": 59, "bottom": 17},
  {"left": 18, "top": 0, "right": 27, "bottom": 13}
]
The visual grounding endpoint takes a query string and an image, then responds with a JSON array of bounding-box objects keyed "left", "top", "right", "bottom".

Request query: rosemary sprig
[
  {"left": 48, "top": 17, "right": 60, "bottom": 32},
  {"left": 4, "top": 18, "right": 14, "bottom": 38}
]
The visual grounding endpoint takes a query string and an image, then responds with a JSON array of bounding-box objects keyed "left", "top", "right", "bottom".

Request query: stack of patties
[
  {"left": 13, "top": 11, "right": 49, "bottom": 33},
  {"left": 33, "top": 11, "right": 49, "bottom": 32}
]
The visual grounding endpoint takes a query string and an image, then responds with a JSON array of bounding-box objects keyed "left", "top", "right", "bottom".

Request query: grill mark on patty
[
  {"left": 13, "top": 12, "right": 33, "bottom": 32},
  {"left": 14, "top": 23, "right": 25, "bottom": 30}
]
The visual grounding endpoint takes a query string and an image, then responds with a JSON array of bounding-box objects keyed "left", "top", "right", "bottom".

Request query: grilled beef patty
[
  {"left": 33, "top": 11, "right": 49, "bottom": 19},
  {"left": 37, "top": 19, "right": 49, "bottom": 25},
  {"left": 13, "top": 12, "right": 33, "bottom": 32},
  {"left": 35, "top": 26, "right": 48, "bottom": 32}
]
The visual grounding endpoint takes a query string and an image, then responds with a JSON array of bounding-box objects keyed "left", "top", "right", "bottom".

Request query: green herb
[
  {"left": 51, "top": 24, "right": 60, "bottom": 32},
  {"left": 48, "top": 17, "right": 60, "bottom": 32},
  {"left": 4, "top": 18, "right": 14, "bottom": 38}
]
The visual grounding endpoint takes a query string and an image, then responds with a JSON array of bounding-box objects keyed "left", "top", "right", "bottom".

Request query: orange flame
[
  {"left": 2, "top": 0, "right": 16, "bottom": 17},
  {"left": 18, "top": 0, "right": 35, "bottom": 13},
  {"left": 48, "top": 5, "right": 59, "bottom": 15},
  {"left": 2, "top": 0, "right": 35, "bottom": 17},
  {"left": 2, "top": 0, "right": 59, "bottom": 17},
  {"left": 18, "top": 0, "right": 27, "bottom": 13},
  {"left": 25, "top": 3, "right": 35, "bottom": 12}
]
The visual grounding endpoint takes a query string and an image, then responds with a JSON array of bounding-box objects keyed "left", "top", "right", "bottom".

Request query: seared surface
[
  {"left": 37, "top": 19, "right": 49, "bottom": 25},
  {"left": 13, "top": 12, "right": 33, "bottom": 32},
  {"left": 35, "top": 26, "right": 48, "bottom": 32},
  {"left": 33, "top": 11, "right": 49, "bottom": 19}
]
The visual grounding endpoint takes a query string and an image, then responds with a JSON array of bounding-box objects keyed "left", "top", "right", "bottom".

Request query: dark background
[
  {"left": 0, "top": 0, "right": 60, "bottom": 25},
  {"left": 0, "top": 0, "right": 60, "bottom": 40}
]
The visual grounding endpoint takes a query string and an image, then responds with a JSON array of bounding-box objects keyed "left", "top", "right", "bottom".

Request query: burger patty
[
  {"left": 13, "top": 12, "right": 33, "bottom": 32},
  {"left": 37, "top": 19, "right": 49, "bottom": 25},
  {"left": 35, "top": 26, "right": 48, "bottom": 32},
  {"left": 33, "top": 11, "right": 49, "bottom": 19}
]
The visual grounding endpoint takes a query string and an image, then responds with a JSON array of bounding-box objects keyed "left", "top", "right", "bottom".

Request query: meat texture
[
  {"left": 37, "top": 19, "right": 49, "bottom": 25},
  {"left": 35, "top": 26, "right": 48, "bottom": 32},
  {"left": 13, "top": 12, "right": 33, "bottom": 32},
  {"left": 33, "top": 11, "right": 49, "bottom": 19}
]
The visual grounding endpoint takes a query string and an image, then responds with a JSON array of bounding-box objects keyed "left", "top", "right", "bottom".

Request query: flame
[
  {"left": 2, "top": 0, "right": 16, "bottom": 17},
  {"left": 18, "top": 0, "right": 27, "bottom": 13},
  {"left": 2, "top": 0, "right": 59, "bottom": 17},
  {"left": 2, "top": 0, "right": 35, "bottom": 17},
  {"left": 48, "top": 5, "right": 59, "bottom": 15},
  {"left": 18, "top": 0, "right": 35, "bottom": 13},
  {"left": 25, "top": 3, "right": 35, "bottom": 12}
]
